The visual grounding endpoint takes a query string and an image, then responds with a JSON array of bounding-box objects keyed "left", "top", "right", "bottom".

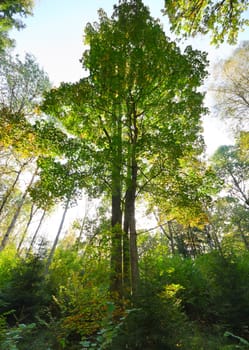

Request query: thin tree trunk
[
  {"left": 0, "top": 161, "right": 27, "bottom": 218},
  {"left": 0, "top": 168, "right": 37, "bottom": 252},
  {"left": 167, "top": 221, "right": 175, "bottom": 255},
  {"left": 17, "top": 203, "right": 37, "bottom": 254},
  {"left": 76, "top": 196, "right": 89, "bottom": 249},
  {"left": 154, "top": 212, "right": 175, "bottom": 255},
  {"left": 27, "top": 209, "right": 46, "bottom": 254},
  {"left": 45, "top": 197, "right": 70, "bottom": 273},
  {"left": 188, "top": 227, "right": 197, "bottom": 258},
  {"left": 204, "top": 225, "right": 215, "bottom": 251},
  {"left": 210, "top": 223, "right": 224, "bottom": 256}
]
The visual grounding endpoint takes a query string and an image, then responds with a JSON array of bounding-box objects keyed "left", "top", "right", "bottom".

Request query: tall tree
[{"left": 42, "top": 0, "right": 208, "bottom": 297}]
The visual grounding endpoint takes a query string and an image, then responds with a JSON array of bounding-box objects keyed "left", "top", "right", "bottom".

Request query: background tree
[
  {"left": 211, "top": 144, "right": 249, "bottom": 207},
  {"left": 212, "top": 41, "right": 249, "bottom": 128},
  {"left": 0, "top": 0, "right": 34, "bottom": 51},
  {"left": 0, "top": 52, "right": 71, "bottom": 254}
]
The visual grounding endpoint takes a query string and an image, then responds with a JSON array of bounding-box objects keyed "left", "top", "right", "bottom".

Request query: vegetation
[
  {"left": 0, "top": 0, "right": 34, "bottom": 51},
  {"left": 164, "top": 0, "right": 249, "bottom": 45},
  {"left": 1, "top": 0, "right": 249, "bottom": 349}
]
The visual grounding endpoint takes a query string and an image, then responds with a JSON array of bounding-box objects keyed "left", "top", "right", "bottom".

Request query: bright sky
[{"left": 10, "top": 0, "right": 249, "bottom": 239}]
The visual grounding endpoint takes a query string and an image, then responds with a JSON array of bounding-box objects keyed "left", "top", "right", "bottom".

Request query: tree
[
  {"left": 0, "top": 52, "right": 62, "bottom": 167},
  {"left": 211, "top": 144, "right": 249, "bottom": 207},
  {"left": 212, "top": 41, "right": 249, "bottom": 128},
  {"left": 0, "top": 52, "right": 50, "bottom": 116},
  {"left": 0, "top": 0, "right": 34, "bottom": 51},
  {"left": 41, "top": 0, "right": 208, "bottom": 297},
  {"left": 164, "top": 0, "right": 249, "bottom": 45},
  {"left": 211, "top": 196, "right": 249, "bottom": 252},
  {"left": 147, "top": 158, "right": 218, "bottom": 229}
]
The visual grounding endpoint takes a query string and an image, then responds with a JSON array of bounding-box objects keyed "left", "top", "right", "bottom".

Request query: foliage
[
  {"left": 0, "top": 322, "right": 36, "bottom": 350},
  {"left": 148, "top": 160, "right": 219, "bottom": 229},
  {"left": 224, "top": 331, "right": 249, "bottom": 348},
  {"left": 47, "top": 240, "right": 111, "bottom": 348},
  {"left": 0, "top": 237, "right": 249, "bottom": 348},
  {"left": 40, "top": 0, "right": 209, "bottom": 295},
  {"left": 109, "top": 279, "right": 189, "bottom": 350},
  {"left": 0, "top": 254, "right": 54, "bottom": 324},
  {"left": 211, "top": 41, "right": 249, "bottom": 128},
  {"left": 211, "top": 144, "right": 249, "bottom": 206},
  {"left": 0, "top": 0, "right": 34, "bottom": 51},
  {"left": 0, "top": 52, "right": 51, "bottom": 156},
  {"left": 164, "top": 0, "right": 249, "bottom": 45},
  {"left": 2, "top": 1, "right": 249, "bottom": 349},
  {"left": 0, "top": 245, "right": 19, "bottom": 288}
]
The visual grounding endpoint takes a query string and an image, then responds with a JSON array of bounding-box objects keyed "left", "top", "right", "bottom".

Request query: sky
[{"left": 8, "top": 0, "right": 249, "bottom": 239}]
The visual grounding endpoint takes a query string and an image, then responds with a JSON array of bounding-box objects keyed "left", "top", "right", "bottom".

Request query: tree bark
[
  {"left": 0, "top": 167, "right": 37, "bottom": 252},
  {"left": 123, "top": 104, "right": 139, "bottom": 296},
  {"left": 123, "top": 196, "right": 131, "bottom": 295},
  {"left": 109, "top": 108, "right": 123, "bottom": 299},
  {"left": 129, "top": 157, "right": 139, "bottom": 295}
]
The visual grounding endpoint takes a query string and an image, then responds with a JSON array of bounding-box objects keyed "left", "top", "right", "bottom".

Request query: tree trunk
[
  {"left": 123, "top": 198, "right": 131, "bottom": 295},
  {"left": 76, "top": 195, "right": 89, "bottom": 249},
  {"left": 27, "top": 209, "right": 46, "bottom": 254},
  {"left": 110, "top": 189, "right": 123, "bottom": 298},
  {"left": 167, "top": 221, "right": 175, "bottom": 255},
  {"left": 45, "top": 198, "right": 70, "bottom": 272},
  {"left": 0, "top": 167, "right": 37, "bottom": 252},
  {"left": 123, "top": 105, "right": 139, "bottom": 296},
  {"left": 17, "top": 203, "right": 37, "bottom": 254},
  {"left": 0, "top": 161, "right": 27, "bottom": 218},
  {"left": 110, "top": 110, "right": 123, "bottom": 299},
  {"left": 129, "top": 158, "right": 139, "bottom": 295}
]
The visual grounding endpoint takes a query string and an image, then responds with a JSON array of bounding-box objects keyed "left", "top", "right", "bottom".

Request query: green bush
[
  {"left": 109, "top": 278, "right": 189, "bottom": 350},
  {"left": 0, "top": 254, "right": 54, "bottom": 324}
]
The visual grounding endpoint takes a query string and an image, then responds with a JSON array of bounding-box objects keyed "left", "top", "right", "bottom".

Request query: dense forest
[{"left": 1, "top": 0, "right": 249, "bottom": 349}]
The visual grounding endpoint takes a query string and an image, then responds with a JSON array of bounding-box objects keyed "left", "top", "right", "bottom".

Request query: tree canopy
[
  {"left": 0, "top": 0, "right": 34, "bottom": 51},
  {"left": 164, "top": 0, "right": 249, "bottom": 45}
]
